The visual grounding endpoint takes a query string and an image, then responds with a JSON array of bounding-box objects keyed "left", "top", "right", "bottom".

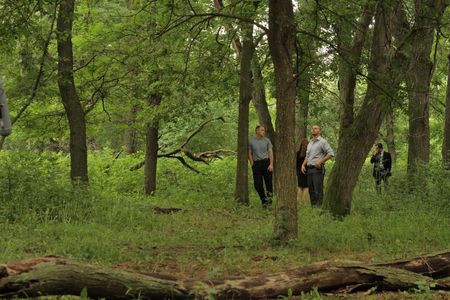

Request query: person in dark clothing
[
  {"left": 370, "top": 143, "right": 392, "bottom": 194},
  {"left": 248, "top": 125, "right": 274, "bottom": 208},
  {"left": 296, "top": 138, "right": 309, "bottom": 205}
]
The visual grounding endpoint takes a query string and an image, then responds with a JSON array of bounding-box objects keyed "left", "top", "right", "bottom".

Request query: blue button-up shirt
[{"left": 305, "top": 136, "right": 334, "bottom": 166}]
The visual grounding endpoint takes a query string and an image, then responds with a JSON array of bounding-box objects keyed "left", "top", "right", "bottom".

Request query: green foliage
[{"left": 0, "top": 151, "right": 448, "bottom": 271}]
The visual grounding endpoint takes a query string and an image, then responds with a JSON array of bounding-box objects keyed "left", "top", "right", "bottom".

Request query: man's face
[
  {"left": 256, "top": 127, "right": 266, "bottom": 137},
  {"left": 376, "top": 145, "right": 382, "bottom": 153},
  {"left": 311, "top": 125, "right": 321, "bottom": 136}
]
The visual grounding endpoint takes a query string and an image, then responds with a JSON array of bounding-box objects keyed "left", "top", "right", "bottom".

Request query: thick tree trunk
[
  {"left": 324, "top": 0, "right": 397, "bottom": 216},
  {"left": 123, "top": 105, "right": 139, "bottom": 154},
  {"left": 336, "top": 0, "right": 376, "bottom": 134},
  {"left": 144, "top": 95, "right": 161, "bottom": 195},
  {"left": 1, "top": 251, "right": 449, "bottom": 299},
  {"left": 57, "top": 0, "right": 88, "bottom": 183},
  {"left": 406, "top": 0, "right": 447, "bottom": 186},
  {"left": 251, "top": 55, "right": 275, "bottom": 144},
  {"left": 443, "top": 54, "right": 450, "bottom": 169},
  {"left": 234, "top": 23, "right": 254, "bottom": 204},
  {"left": 296, "top": 42, "right": 312, "bottom": 142},
  {"left": 385, "top": 110, "right": 397, "bottom": 163},
  {"left": 268, "top": 0, "right": 298, "bottom": 241}
]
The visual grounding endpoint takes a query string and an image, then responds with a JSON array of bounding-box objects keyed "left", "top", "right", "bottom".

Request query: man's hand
[
  {"left": 314, "top": 161, "right": 322, "bottom": 168},
  {"left": 268, "top": 164, "right": 273, "bottom": 172},
  {"left": 301, "top": 164, "right": 306, "bottom": 174}
]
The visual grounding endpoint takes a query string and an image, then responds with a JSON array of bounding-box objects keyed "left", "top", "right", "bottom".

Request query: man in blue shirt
[{"left": 301, "top": 125, "right": 334, "bottom": 206}]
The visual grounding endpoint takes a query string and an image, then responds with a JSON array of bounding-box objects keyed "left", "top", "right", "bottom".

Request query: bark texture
[
  {"left": 324, "top": 0, "right": 397, "bottom": 216},
  {"left": 384, "top": 110, "right": 397, "bottom": 163},
  {"left": 406, "top": 0, "right": 447, "bottom": 186},
  {"left": 144, "top": 94, "right": 162, "bottom": 195},
  {"left": 442, "top": 54, "right": 450, "bottom": 169},
  {"left": 57, "top": 0, "right": 88, "bottom": 183},
  {"left": 251, "top": 55, "right": 275, "bottom": 144},
  {"left": 123, "top": 105, "right": 139, "bottom": 154},
  {"left": 295, "top": 37, "right": 313, "bottom": 142},
  {"left": 1, "top": 251, "right": 449, "bottom": 299},
  {"left": 268, "top": 0, "right": 298, "bottom": 241},
  {"left": 234, "top": 23, "right": 255, "bottom": 204}
]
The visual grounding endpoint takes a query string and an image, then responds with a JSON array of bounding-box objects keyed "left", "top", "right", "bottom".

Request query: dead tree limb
[
  {"left": 1, "top": 251, "right": 449, "bottom": 299},
  {"left": 129, "top": 117, "right": 234, "bottom": 172},
  {"left": 162, "top": 117, "right": 225, "bottom": 157}
]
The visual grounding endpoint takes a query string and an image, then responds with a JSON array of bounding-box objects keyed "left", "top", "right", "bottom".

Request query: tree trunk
[
  {"left": 0, "top": 76, "right": 12, "bottom": 138},
  {"left": 336, "top": 0, "right": 376, "bottom": 135},
  {"left": 323, "top": 0, "right": 397, "bottom": 216},
  {"left": 234, "top": 23, "right": 254, "bottom": 205},
  {"left": 1, "top": 251, "right": 450, "bottom": 299},
  {"left": 443, "top": 54, "right": 450, "bottom": 169},
  {"left": 251, "top": 55, "right": 275, "bottom": 144},
  {"left": 406, "top": 0, "right": 447, "bottom": 187},
  {"left": 57, "top": 0, "right": 88, "bottom": 183},
  {"left": 295, "top": 41, "right": 312, "bottom": 142},
  {"left": 144, "top": 94, "right": 161, "bottom": 195},
  {"left": 385, "top": 110, "right": 397, "bottom": 163},
  {"left": 123, "top": 105, "right": 139, "bottom": 154},
  {"left": 268, "top": 0, "right": 298, "bottom": 241}
]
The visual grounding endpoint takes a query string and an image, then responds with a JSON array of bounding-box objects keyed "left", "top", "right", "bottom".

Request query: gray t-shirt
[
  {"left": 305, "top": 136, "right": 334, "bottom": 166},
  {"left": 249, "top": 137, "right": 272, "bottom": 161}
]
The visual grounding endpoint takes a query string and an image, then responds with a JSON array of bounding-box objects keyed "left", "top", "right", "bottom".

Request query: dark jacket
[{"left": 370, "top": 151, "right": 392, "bottom": 177}]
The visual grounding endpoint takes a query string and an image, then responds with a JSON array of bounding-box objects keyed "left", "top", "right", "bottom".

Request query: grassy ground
[{"left": 0, "top": 150, "right": 449, "bottom": 299}]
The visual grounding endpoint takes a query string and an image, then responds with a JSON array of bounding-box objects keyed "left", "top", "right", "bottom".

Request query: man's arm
[
  {"left": 314, "top": 154, "right": 332, "bottom": 168},
  {"left": 268, "top": 148, "right": 274, "bottom": 172}
]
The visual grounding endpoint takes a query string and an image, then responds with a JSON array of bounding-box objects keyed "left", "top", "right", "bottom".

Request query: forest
[{"left": 0, "top": 0, "right": 450, "bottom": 299}]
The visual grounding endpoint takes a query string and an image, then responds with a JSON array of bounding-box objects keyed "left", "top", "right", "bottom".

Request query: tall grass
[{"left": 0, "top": 150, "right": 449, "bottom": 278}]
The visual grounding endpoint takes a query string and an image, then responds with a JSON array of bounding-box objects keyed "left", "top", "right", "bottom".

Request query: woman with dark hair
[{"left": 296, "top": 138, "right": 309, "bottom": 205}]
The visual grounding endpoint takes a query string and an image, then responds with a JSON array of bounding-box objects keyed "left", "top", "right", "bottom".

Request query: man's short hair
[
  {"left": 255, "top": 125, "right": 264, "bottom": 131},
  {"left": 376, "top": 143, "right": 383, "bottom": 149}
]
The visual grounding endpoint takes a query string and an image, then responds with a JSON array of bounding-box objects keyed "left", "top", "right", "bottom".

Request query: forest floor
[{"left": 1, "top": 154, "right": 449, "bottom": 299}]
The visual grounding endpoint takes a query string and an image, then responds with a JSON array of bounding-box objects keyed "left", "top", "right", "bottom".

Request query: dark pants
[
  {"left": 374, "top": 171, "right": 389, "bottom": 194},
  {"left": 307, "top": 167, "right": 324, "bottom": 207},
  {"left": 252, "top": 159, "right": 273, "bottom": 204}
]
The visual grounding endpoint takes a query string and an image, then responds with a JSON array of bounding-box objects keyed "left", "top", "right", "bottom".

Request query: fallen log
[{"left": 1, "top": 251, "right": 449, "bottom": 299}]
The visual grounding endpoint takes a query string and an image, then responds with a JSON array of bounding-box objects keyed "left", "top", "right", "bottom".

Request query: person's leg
[
  {"left": 262, "top": 161, "right": 273, "bottom": 204},
  {"left": 382, "top": 173, "right": 389, "bottom": 192},
  {"left": 252, "top": 163, "right": 266, "bottom": 204},
  {"left": 308, "top": 169, "right": 322, "bottom": 206},
  {"left": 307, "top": 170, "right": 315, "bottom": 205},
  {"left": 312, "top": 169, "right": 324, "bottom": 206},
  {"left": 297, "top": 187, "right": 309, "bottom": 206},
  {"left": 302, "top": 187, "right": 310, "bottom": 205},
  {"left": 374, "top": 172, "right": 382, "bottom": 194}
]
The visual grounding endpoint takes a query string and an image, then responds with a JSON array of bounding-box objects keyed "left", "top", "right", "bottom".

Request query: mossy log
[{"left": 0, "top": 251, "right": 449, "bottom": 299}]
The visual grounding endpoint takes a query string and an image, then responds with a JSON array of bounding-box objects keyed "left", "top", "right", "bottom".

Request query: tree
[
  {"left": 443, "top": 54, "right": 450, "bottom": 169},
  {"left": 144, "top": 94, "right": 161, "bottom": 195},
  {"left": 268, "top": 0, "right": 298, "bottom": 241},
  {"left": 405, "top": 0, "right": 448, "bottom": 187},
  {"left": 324, "top": 0, "right": 399, "bottom": 216},
  {"left": 57, "top": 0, "right": 88, "bottom": 183},
  {"left": 234, "top": 20, "right": 254, "bottom": 204}
]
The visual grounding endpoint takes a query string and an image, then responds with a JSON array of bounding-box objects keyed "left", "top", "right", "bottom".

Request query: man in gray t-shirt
[
  {"left": 301, "top": 125, "right": 334, "bottom": 206},
  {"left": 248, "top": 125, "right": 273, "bottom": 207}
]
